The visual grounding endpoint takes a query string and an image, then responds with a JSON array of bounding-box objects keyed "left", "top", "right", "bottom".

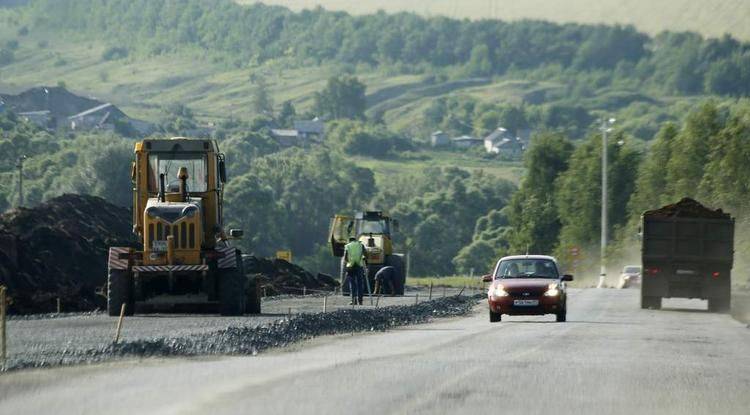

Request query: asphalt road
[{"left": 2, "top": 288, "right": 749, "bottom": 414}]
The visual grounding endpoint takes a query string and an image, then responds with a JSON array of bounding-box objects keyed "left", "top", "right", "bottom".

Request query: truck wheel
[
  {"left": 219, "top": 267, "right": 246, "bottom": 316},
  {"left": 107, "top": 269, "right": 134, "bottom": 317},
  {"left": 489, "top": 309, "right": 501, "bottom": 323},
  {"left": 641, "top": 296, "right": 661, "bottom": 310},
  {"left": 708, "top": 297, "right": 730, "bottom": 313},
  {"left": 245, "top": 277, "right": 262, "bottom": 314}
]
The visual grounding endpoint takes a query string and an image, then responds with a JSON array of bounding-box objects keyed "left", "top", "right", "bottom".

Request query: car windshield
[
  {"left": 148, "top": 152, "right": 208, "bottom": 193},
  {"left": 624, "top": 266, "right": 641, "bottom": 274},
  {"left": 495, "top": 258, "right": 559, "bottom": 279}
]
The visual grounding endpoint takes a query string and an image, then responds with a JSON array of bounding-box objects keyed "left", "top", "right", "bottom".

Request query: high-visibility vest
[{"left": 345, "top": 241, "right": 365, "bottom": 268}]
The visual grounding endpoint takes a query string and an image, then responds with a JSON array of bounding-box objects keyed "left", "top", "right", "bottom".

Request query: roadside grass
[{"left": 407, "top": 276, "right": 485, "bottom": 289}]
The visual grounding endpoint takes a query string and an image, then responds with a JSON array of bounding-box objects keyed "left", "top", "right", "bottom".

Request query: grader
[
  {"left": 107, "top": 137, "right": 260, "bottom": 316},
  {"left": 329, "top": 211, "right": 406, "bottom": 295}
]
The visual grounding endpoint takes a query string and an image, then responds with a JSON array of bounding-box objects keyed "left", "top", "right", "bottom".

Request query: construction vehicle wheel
[
  {"left": 107, "top": 269, "right": 134, "bottom": 317},
  {"left": 387, "top": 255, "right": 406, "bottom": 296},
  {"left": 219, "top": 266, "right": 246, "bottom": 316},
  {"left": 246, "top": 277, "right": 262, "bottom": 314}
]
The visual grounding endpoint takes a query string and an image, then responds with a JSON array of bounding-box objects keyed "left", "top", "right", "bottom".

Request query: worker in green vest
[{"left": 344, "top": 237, "right": 367, "bottom": 305}]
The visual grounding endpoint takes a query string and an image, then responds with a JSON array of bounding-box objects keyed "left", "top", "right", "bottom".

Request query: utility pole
[
  {"left": 598, "top": 118, "right": 615, "bottom": 288},
  {"left": 16, "top": 155, "right": 26, "bottom": 208}
]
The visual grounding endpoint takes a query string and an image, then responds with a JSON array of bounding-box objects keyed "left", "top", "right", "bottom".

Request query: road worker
[{"left": 344, "top": 237, "right": 367, "bottom": 305}]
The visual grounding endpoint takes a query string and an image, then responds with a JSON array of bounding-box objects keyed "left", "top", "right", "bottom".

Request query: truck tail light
[
  {"left": 712, "top": 271, "right": 720, "bottom": 278},
  {"left": 647, "top": 267, "right": 660, "bottom": 275}
]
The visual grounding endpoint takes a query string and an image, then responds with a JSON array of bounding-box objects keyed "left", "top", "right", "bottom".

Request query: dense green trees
[
  {"left": 21, "top": 0, "right": 750, "bottom": 99},
  {"left": 313, "top": 76, "right": 367, "bottom": 120}
]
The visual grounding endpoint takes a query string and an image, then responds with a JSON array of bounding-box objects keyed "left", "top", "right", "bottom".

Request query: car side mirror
[
  {"left": 219, "top": 160, "right": 227, "bottom": 183},
  {"left": 482, "top": 274, "right": 493, "bottom": 282},
  {"left": 562, "top": 274, "right": 574, "bottom": 282},
  {"left": 229, "top": 229, "right": 243, "bottom": 239}
]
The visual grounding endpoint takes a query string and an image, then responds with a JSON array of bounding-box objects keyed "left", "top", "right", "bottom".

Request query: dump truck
[
  {"left": 107, "top": 137, "right": 260, "bottom": 316},
  {"left": 329, "top": 211, "right": 406, "bottom": 295},
  {"left": 641, "top": 198, "right": 733, "bottom": 312}
]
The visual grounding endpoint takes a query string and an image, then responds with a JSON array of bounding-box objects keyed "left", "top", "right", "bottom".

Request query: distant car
[
  {"left": 618, "top": 265, "right": 642, "bottom": 289},
  {"left": 483, "top": 255, "right": 573, "bottom": 323}
]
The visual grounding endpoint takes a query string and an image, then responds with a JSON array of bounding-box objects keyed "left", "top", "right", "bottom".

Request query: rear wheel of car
[{"left": 489, "top": 309, "right": 501, "bottom": 323}]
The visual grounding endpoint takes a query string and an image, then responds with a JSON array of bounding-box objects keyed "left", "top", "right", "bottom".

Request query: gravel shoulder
[{"left": 1, "top": 287, "right": 478, "bottom": 371}]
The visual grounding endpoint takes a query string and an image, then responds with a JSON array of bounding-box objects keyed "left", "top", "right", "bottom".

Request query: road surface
[{"left": 2, "top": 288, "right": 749, "bottom": 414}]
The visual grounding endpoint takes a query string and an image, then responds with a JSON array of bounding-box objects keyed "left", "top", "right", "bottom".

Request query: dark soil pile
[
  {"left": 0, "top": 194, "right": 134, "bottom": 314},
  {"left": 644, "top": 198, "right": 730, "bottom": 219},
  {"left": 0, "top": 194, "right": 335, "bottom": 314},
  {"left": 242, "top": 256, "right": 339, "bottom": 296}
]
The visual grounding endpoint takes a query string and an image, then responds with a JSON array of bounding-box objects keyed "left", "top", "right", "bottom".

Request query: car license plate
[
  {"left": 152, "top": 240, "right": 168, "bottom": 252},
  {"left": 513, "top": 299, "right": 539, "bottom": 306}
]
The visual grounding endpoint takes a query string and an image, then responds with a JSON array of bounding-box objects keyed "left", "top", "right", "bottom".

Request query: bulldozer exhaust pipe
[{"left": 158, "top": 173, "right": 166, "bottom": 202}]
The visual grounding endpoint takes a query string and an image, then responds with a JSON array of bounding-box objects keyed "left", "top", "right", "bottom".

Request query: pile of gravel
[{"left": 3, "top": 295, "right": 481, "bottom": 371}]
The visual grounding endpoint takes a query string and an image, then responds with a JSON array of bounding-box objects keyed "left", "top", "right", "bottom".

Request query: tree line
[{"left": 15, "top": 0, "right": 750, "bottom": 98}]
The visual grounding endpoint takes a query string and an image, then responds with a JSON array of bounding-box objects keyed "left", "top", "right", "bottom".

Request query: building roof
[
  {"left": 484, "top": 127, "right": 510, "bottom": 143},
  {"left": 293, "top": 120, "right": 324, "bottom": 134},
  {"left": 451, "top": 135, "right": 482, "bottom": 142},
  {"left": 270, "top": 129, "right": 299, "bottom": 138}
]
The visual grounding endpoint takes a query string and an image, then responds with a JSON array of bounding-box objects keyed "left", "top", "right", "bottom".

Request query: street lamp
[
  {"left": 598, "top": 118, "right": 615, "bottom": 289},
  {"left": 16, "top": 155, "right": 27, "bottom": 208}
]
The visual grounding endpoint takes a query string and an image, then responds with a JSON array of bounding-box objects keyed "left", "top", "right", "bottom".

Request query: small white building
[{"left": 430, "top": 130, "right": 450, "bottom": 147}]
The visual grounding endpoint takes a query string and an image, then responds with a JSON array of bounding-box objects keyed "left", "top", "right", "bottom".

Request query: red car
[{"left": 483, "top": 255, "right": 573, "bottom": 322}]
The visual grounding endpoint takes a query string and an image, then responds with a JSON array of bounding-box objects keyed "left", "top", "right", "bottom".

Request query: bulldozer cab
[
  {"left": 329, "top": 214, "right": 353, "bottom": 257},
  {"left": 329, "top": 211, "right": 398, "bottom": 258}
]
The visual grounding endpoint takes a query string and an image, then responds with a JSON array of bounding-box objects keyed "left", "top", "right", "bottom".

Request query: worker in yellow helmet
[{"left": 344, "top": 237, "right": 367, "bottom": 305}]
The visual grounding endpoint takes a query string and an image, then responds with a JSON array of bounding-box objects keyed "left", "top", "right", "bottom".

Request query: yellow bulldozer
[
  {"left": 107, "top": 137, "right": 260, "bottom": 316},
  {"left": 329, "top": 211, "right": 406, "bottom": 295}
]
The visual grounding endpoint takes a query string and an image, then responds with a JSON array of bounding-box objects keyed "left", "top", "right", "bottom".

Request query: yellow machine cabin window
[{"left": 147, "top": 153, "right": 208, "bottom": 193}]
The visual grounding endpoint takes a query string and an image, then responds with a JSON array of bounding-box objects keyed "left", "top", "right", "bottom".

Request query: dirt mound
[
  {"left": 644, "top": 198, "right": 730, "bottom": 219},
  {"left": 242, "top": 256, "right": 339, "bottom": 296},
  {"left": 0, "top": 194, "right": 134, "bottom": 314}
]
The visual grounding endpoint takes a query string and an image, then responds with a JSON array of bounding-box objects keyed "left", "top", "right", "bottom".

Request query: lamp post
[
  {"left": 598, "top": 118, "right": 615, "bottom": 289},
  {"left": 16, "top": 155, "right": 26, "bottom": 208}
]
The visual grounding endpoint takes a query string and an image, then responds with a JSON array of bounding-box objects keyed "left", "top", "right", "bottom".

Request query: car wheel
[
  {"left": 556, "top": 309, "right": 566, "bottom": 322},
  {"left": 489, "top": 309, "right": 501, "bottom": 323}
]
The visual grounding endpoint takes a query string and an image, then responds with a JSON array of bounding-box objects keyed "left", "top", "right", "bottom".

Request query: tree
[
  {"left": 277, "top": 100, "right": 296, "bottom": 127},
  {"left": 313, "top": 76, "right": 366, "bottom": 120},
  {"left": 251, "top": 75, "right": 274, "bottom": 116},
  {"left": 502, "top": 133, "right": 574, "bottom": 254}
]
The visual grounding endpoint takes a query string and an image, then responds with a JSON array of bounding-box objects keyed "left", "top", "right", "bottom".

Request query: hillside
[{"left": 244, "top": 0, "right": 750, "bottom": 41}]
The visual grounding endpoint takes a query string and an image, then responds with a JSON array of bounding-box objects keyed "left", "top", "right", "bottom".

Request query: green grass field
[
  {"left": 242, "top": 0, "right": 750, "bottom": 40},
  {"left": 407, "top": 276, "right": 485, "bottom": 289}
]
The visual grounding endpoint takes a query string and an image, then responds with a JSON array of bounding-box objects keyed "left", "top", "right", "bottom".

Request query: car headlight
[
  {"left": 544, "top": 283, "right": 560, "bottom": 297},
  {"left": 492, "top": 284, "right": 509, "bottom": 297}
]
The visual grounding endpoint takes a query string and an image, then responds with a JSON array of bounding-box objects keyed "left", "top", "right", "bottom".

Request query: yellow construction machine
[
  {"left": 107, "top": 137, "right": 260, "bottom": 316},
  {"left": 329, "top": 211, "right": 406, "bottom": 295}
]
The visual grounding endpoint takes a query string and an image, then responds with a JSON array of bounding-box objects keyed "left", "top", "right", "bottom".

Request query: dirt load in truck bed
[{"left": 644, "top": 197, "right": 730, "bottom": 219}]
